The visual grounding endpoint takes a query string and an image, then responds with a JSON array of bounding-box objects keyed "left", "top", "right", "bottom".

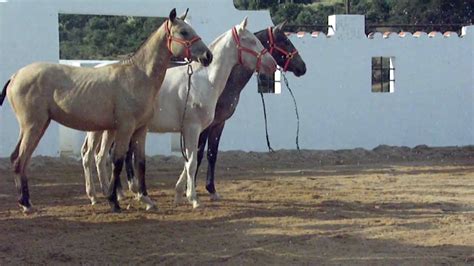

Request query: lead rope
[
  {"left": 180, "top": 62, "right": 193, "bottom": 162},
  {"left": 259, "top": 91, "right": 274, "bottom": 153},
  {"left": 282, "top": 71, "right": 301, "bottom": 151}
]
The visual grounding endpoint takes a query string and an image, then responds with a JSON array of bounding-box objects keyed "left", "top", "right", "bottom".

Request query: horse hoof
[
  {"left": 210, "top": 193, "right": 221, "bottom": 201},
  {"left": 111, "top": 206, "right": 121, "bottom": 213},
  {"left": 90, "top": 197, "right": 98, "bottom": 205},
  {"left": 108, "top": 202, "right": 121, "bottom": 213},
  {"left": 145, "top": 203, "right": 157, "bottom": 211},
  {"left": 19, "top": 200, "right": 33, "bottom": 213},
  {"left": 117, "top": 190, "right": 126, "bottom": 202},
  {"left": 192, "top": 200, "right": 200, "bottom": 209},
  {"left": 137, "top": 195, "right": 156, "bottom": 211},
  {"left": 128, "top": 180, "right": 139, "bottom": 194},
  {"left": 21, "top": 205, "right": 34, "bottom": 214}
]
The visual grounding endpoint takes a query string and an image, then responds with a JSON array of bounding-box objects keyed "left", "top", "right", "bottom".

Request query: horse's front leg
[
  {"left": 174, "top": 167, "right": 187, "bottom": 206},
  {"left": 130, "top": 126, "right": 156, "bottom": 210},
  {"left": 125, "top": 143, "right": 139, "bottom": 194},
  {"left": 183, "top": 125, "right": 201, "bottom": 209}
]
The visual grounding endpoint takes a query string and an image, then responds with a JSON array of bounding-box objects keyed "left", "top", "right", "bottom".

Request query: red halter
[
  {"left": 165, "top": 20, "right": 202, "bottom": 60},
  {"left": 232, "top": 27, "right": 269, "bottom": 73},
  {"left": 267, "top": 27, "right": 299, "bottom": 72}
]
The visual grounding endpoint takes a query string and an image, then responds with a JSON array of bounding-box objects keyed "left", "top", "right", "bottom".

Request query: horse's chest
[
  {"left": 216, "top": 94, "right": 240, "bottom": 121},
  {"left": 189, "top": 103, "right": 215, "bottom": 126}
]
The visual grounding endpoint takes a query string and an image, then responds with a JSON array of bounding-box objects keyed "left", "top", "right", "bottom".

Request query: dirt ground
[{"left": 0, "top": 145, "right": 473, "bottom": 265}]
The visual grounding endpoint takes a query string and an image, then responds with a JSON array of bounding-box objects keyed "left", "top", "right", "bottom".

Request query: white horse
[{"left": 82, "top": 17, "right": 276, "bottom": 208}]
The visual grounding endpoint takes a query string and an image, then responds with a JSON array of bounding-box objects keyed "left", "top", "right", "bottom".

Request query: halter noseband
[
  {"left": 166, "top": 20, "right": 202, "bottom": 60},
  {"left": 267, "top": 27, "right": 299, "bottom": 72},
  {"left": 232, "top": 27, "right": 269, "bottom": 73}
]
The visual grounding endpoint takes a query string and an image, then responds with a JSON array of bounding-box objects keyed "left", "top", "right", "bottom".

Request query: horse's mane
[
  {"left": 119, "top": 20, "right": 170, "bottom": 65},
  {"left": 208, "top": 29, "right": 230, "bottom": 51}
]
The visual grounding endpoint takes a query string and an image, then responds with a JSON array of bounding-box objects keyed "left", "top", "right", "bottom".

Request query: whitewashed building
[{"left": 0, "top": 0, "right": 472, "bottom": 157}]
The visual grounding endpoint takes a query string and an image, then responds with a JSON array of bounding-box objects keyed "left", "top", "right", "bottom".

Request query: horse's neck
[
  {"left": 225, "top": 64, "right": 254, "bottom": 97},
  {"left": 255, "top": 29, "right": 269, "bottom": 50},
  {"left": 205, "top": 35, "right": 239, "bottom": 98},
  {"left": 132, "top": 24, "right": 171, "bottom": 79}
]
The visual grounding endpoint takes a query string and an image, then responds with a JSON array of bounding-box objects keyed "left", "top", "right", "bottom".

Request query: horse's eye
[{"left": 180, "top": 30, "right": 188, "bottom": 36}]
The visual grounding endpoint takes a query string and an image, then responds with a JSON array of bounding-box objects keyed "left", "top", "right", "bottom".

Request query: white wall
[
  {"left": 0, "top": 0, "right": 472, "bottom": 157},
  {"left": 223, "top": 16, "right": 474, "bottom": 151}
]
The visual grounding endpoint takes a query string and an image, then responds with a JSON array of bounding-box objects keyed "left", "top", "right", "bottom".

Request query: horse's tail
[{"left": 0, "top": 79, "right": 10, "bottom": 106}]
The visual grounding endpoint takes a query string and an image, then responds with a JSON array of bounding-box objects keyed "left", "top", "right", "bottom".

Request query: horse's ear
[
  {"left": 238, "top": 17, "right": 248, "bottom": 32},
  {"left": 169, "top": 8, "right": 177, "bottom": 22},
  {"left": 274, "top": 20, "right": 287, "bottom": 32},
  {"left": 179, "top": 8, "right": 189, "bottom": 21}
]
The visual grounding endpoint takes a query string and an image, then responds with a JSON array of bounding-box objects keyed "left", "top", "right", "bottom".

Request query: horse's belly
[
  {"left": 52, "top": 109, "right": 115, "bottom": 131},
  {"left": 149, "top": 108, "right": 180, "bottom": 133},
  {"left": 50, "top": 99, "right": 115, "bottom": 131}
]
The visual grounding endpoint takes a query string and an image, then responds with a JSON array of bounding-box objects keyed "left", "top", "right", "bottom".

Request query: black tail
[{"left": 0, "top": 79, "right": 10, "bottom": 106}]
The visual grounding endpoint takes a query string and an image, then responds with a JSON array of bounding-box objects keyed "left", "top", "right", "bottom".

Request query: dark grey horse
[
  {"left": 195, "top": 21, "right": 307, "bottom": 200},
  {"left": 122, "top": 21, "right": 307, "bottom": 200}
]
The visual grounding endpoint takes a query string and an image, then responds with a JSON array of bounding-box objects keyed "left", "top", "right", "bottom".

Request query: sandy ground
[{"left": 0, "top": 146, "right": 473, "bottom": 265}]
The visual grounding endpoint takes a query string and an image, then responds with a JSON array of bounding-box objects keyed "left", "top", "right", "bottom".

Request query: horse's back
[{"left": 8, "top": 62, "right": 119, "bottom": 131}]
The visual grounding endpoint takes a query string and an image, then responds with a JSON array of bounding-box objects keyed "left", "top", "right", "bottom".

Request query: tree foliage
[{"left": 59, "top": 15, "right": 165, "bottom": 59}]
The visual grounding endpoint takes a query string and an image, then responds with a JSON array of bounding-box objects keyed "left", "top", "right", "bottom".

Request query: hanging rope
[
  {"left": 282, "top": 71, "right": 301, "bottom": 151},
  {"left": 180, "top": 62, "right": 193, "bottom": 162},
  {"left": 259, "top": 91, "right": 274, "bottom": 153}
]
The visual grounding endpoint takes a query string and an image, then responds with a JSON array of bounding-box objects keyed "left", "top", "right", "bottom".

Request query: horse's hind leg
[
  {"left": 81, "top": 133, "right": 98, "bottom": 205},
  {"left": 130, "top": 126, "right": 155, "bottom": 210},
  {"left": 10, "top": 130, "right": 23, "bottom": 163},
  {"left": 95, "top": 130, "right": 114, "bottom": 197},
  {"left": 13, "top": 118, "right": 50, "bottom": 212},
  {"left": 194, "top": 129, "right": 209, "bottom": 185},
  {"left": 206, "top": 122, "right": 225, "bottom": 201}
]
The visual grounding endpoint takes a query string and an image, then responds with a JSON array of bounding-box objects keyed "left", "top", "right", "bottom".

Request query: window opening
[{"left": 372, "top": 57, "right": 395, "bottom": 93}]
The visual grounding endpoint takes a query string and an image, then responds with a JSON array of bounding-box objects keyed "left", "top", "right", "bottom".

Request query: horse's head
[
  {"left": 166, "top": 8, "right": 213, "bottom": 66},
  {"left": 259, "top": 21, "right": 307, "bottom": 77},
  {"left": 231, "top": 17, "right": 277, "bottom": 76}
]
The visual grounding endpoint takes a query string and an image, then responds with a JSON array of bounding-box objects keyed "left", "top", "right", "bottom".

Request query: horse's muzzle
[
  {"left": 294, "top": 63, "right": 307, "bottom": 77},
  {"left": 198, "top": 50, "right": 213, "bottom": 67}
]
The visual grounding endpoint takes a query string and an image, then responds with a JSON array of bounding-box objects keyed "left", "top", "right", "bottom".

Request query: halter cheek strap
[
  {"left": 232, "top": 27, "right": 269, "bottom": 73},
  {"left": 267, "top": 27, "right": 299, "bottom": 72},
  {"left": 166, "top": 20, "right": 202, "bottom": 60}
]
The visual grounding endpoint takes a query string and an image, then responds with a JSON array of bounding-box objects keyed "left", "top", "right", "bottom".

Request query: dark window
[{"left": 372, "top": 57, "right": 395, "bottom": 93}]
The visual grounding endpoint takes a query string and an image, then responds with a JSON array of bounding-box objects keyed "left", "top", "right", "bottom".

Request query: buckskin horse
[{"left": 0, "top": 8, "right": 212, "bottom": 213}]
